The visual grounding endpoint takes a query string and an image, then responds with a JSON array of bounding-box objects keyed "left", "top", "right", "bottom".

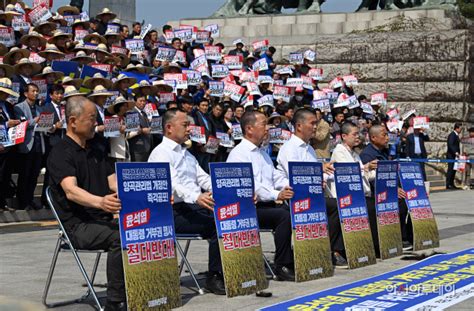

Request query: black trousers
[
  {"left": 410, "top": 155, "right": 427, "bottom": 181},
  {"left": 130, "top": 151, "right": 150, "bottom": 163},
  {"left": 173, "top": 202, "right": 222, "bottom": 273},
  {"left": 325, "top": 198, "right": 345, "bottom": 253},
  {"left": 398, "top": 198, "right": 413, "bottom": 243},
  {"left": 365, "top": 197, "right": 380, "bottom": 256},
  {"left": 16, "top": 152, "right": 43, "bottom": 208},
  {"left": 68, "top": 220, "right": 125, "bottom": 303},
  {"left": 256, "top": 202, "right": 293, "bottom": 267},
  {"left": 446, "top": 157, "right": 456, "bottom": 187},
  {"left": 0, "top": 151, "right": 14, "bottom": 206}
]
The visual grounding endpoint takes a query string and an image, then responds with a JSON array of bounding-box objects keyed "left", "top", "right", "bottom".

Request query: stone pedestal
[{"left": 170, "top": 9, "right": 473, "bottom": 157}]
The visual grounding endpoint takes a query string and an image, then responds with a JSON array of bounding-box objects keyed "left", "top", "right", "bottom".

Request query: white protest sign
[
  {"left": 189, "top": 125, "right": 206, "bottom": 144},
  {"left": 182, "top": 69, "right": 202, "bottom": 86},
  {"left": 308, "top": 68, "right": 323, "bottom": 81},
  {"left": 289, "top": 52, "right": 304, "bottom": 65},
  {"left": 343, "top": 75, "right": 358, "bottom": 87},
  {"left": 211, "top": 64, "right": 229, "bottom": 79},
  {"left": 224, "top": 82, "right": 245, "bottom": 102},
  {"left": 371, "top": 92, "right": 388, "bottom": 106},
  {"left": 273, "top": 85, "right": 292, "bottom": 103},
  {"left": 252, "top": 58, "right": 268, "bottom": 72},
  {"left": 312, "top": 99, "right": 331, "bottom": 113},
  {"left": 205, "top": 45, "right": 222, "bottom": 61},
  {"left": 164, "top": 73, "right": 188, "bottom": 89},
  {"left": 304, "top": 49, "right": 316, "bottom": 61},
  {"left": 413, "top": 116, "right": 430, "bottom": 129},
  {"left": 204, "top": 24, "right": 220, "bottom": 37},
  {"left": 155, "top": 46, "right": 176, "bottom": 62},
  {"left": 209, "top": 81, "right": 224, "bottom": 97},
  {"left": 223, "top": 55, "right": 243, "bottom": 70}
]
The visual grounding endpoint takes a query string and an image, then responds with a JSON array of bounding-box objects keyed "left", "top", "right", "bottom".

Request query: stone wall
[{"left": 169, "top": 9, "right": 473, "bottom": 157}]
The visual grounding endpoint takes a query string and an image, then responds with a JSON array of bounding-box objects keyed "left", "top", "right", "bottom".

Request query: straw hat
[
  {"left": 133, "top": 80, "right": 158, "bottom": 96},
  {"left": 83, "top": 73, "right": 113, "bottom": 90},
  {"left": 0, "top": 64, "right": 14, "bottom": 77},
  {"left": 112, "top": 74, "right": 137, "bottom": 90},
  {"left": 2, "top": 47, "right": 30, "bottom": 65},
  {"left": 267, "top": 112, "right": 287, "bottom": 124},
  {"left": 14, "top": 58, "right": 42, "bottom": 75},
  {"left": 35, "top": 66, "right": 64, "bottom": 81},
  {"left": 103, "top": 55, "right": 122, "bottom": 66},
  {"left": 162, "top": 63, "right": 182, "bottom": 74},
  {"left": 0, "top": 43, "right": 8, "bottom": 56},
  {"left": 84, "top": 32, "right": 106, "bottom": 45},
  {"left": 33, "top": 21, "right": 58, "bottom": 35},
  {"left": 71, "top": 51, "right": 94, "bottom": 64},
  {"left": 47, "top": 30, "right": 73, "bottom": 44},
  {"left": 95, "top": 43, "right": 111, "bottom": 56},
  {"left": 73, "top": 42, "right": 89, "bottom": 53},
  {"left": 38, "top": 44, "right": 65, "bottom": 58},
  {"left": 72, "top": 19, "right": 90, "bottom": 30},
  {"left": 63, "top": 85, "right": 87, "bottom": 99},
  {"left": 62, "top": 76, "right": 83, "bottom": 89},
  {"left": 51, "top": 12, "right": 68, "bottom": 27},
  {"left": 96, "top": 8, "right": 117, "bottom": 20},
  {"left": 0, "top": 78, "right": 19, "bottom": 97},
  {"left": 4, "top": 4, "right": 21, "bottom": 17},
  {"left": 57, "top": 5, "right": 80, "bottom": 16},
  {"left": 124, "top": 63, "right": 152, "bottom": 74},
  {"left": 152, "top": 80, "right": 173, "bottom": 93},
  {"left": 88, "top": 85, "right": 115, "bottom": 98},
  {"left": 20, "top": 31, "right": 47, "bottom": 47},
  {"left": 104, "top": 27, "right": 121, "bottom": 40}
]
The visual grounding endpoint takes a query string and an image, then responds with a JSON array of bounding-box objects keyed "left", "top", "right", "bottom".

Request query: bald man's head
[{"left": 369, "top": 124, "right": 389, "bottom": 149}]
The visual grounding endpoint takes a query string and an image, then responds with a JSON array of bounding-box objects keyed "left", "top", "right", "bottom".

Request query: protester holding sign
[
  {"left": 148, "top": 109, "right": 225, "bottom": 295},
  {"left": 126, "top": 95, "right": 152, "bottom": 162},
  {"left": 406, "top": 127, "right": 430, "bottom": 181},
  {"left": 47, "top": 96, "right": 126, "bottom": 311},
  {"left": 227, "top": 110, "right": 295, "bottom": 281}
]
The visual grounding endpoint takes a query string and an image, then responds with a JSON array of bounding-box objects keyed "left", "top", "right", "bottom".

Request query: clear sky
[{"left": 49, "top": 0, "right": 361, "bottom": 26}]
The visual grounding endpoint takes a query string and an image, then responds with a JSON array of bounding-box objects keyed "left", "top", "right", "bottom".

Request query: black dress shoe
[
  {"left": 332, "top": 252, "right": 349, "bottom": 268},
  {"left": 104, "top": 301, "right": 127, "bottom": 311},
  {"left": 274, "top": 265, "right": 295, "bottom": 282},
  {"left": 206, "top": 272, "right": 226, "bottom": 295}
]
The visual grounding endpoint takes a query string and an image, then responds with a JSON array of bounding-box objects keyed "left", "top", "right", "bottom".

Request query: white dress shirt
[
  {"left": 275, "top": 134, "right": 319, "bottom": 186},
  {"left": 148, "top": 136, "right": 211, "bottom": 204},
  {"left": 329, "top": 143, "right": 375, "bottom": 198},
  {"left": 227, "top": 138, "right": 282, "bottom": 202},
  {"left": 414, "top": 135, "right": 421, "bottom": 155}
]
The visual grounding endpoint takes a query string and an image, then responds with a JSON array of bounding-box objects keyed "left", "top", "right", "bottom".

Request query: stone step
[{"left": 0, "top": 209, "right": 53, "bottom": 223}]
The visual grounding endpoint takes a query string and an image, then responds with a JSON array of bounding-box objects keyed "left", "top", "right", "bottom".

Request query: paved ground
[{"left": 1, "top": 190, "right": 473, "bottom": 310}]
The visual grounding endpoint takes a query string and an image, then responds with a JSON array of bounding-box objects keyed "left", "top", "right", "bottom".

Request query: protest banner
[
  {"left": 257, "top": 95, "right": 274, "bottom": 108},
  {"left": 387, "top": 108, "right": 399, "bottom": 120},
  {"left": 343, "top": 75, "right": 358, "bottom": 87},
  {"left": 252, "top": 39, "right": 269, "bottom": 52},
  {"left": 192, "top": 48, "right": 205, "bottom": 59},
  {"left": 239, "top": 71, "right": 258, "bottom": 84},
  {"left": 252, "top": 58, "right": 268, "bottom": 72},
  {"left": 32, "top": 78, "right": 48, "bottom": 102},
  {"left": 205, "top": 136, "right": 219, "bottom": 154},
  {"left": 52, "top": 61, "right": 79, "bottom": 78},
  {"left": 328, "top": 77, "right": 343, "bottom": 89},
  {"left": 371, "top": 92, "right": 388, "bottom": 106},
  {"left": 232, "top": 124, "right": 243, "bottom": 141},
  {"left": 205, "top": 45, "right": 222, "bottom": 61},
  {"left": 139, "top": 23, "right": 152, "bottom": 39},
  {"left": 223, "top": 55, "right": 243, "bottom": 70},
  {"left": 289, "top": 52, "right": 304, "bottom": 65},
  {"left": 143, "top": 103, "right": 159, "bottom": 120},
  {"left": 212, "top": 64, "right": 230, "bottom": 79},
  {"left": 216, "top": 131, "right": 234, "bottom": 148},
  {"left": 334, "top": 162, "right": 376, "bottom": 269},
  {"left": 150, "top": 116, "right": 163, "bottom": 135},
  {"left": 172, "top": 50, "right": 186, "bottom": 64},
  {"left": 125, "top": 39, "right": 145, "bottom": 55},
  {"left": 155, "top": 46, "right": 176, "bottom": 62},
  {"left": 107, "top": 23, "right": 120, "bottom": 33},
  {"left": 326, "top": 91, "right": 339, "bottom": 106},
  {"left": 12, "top": 16, "right": 30, "bottom": 32},
  {"left": 413, "top": 116, "right": 430, "bottom": 129},
  {"left": 223, "top": 73, "right": 236, "bottom": 84},
  {"left": 163, "top": 73, "right": 187, "bottom": 89},
  {"left": 386, "top": 120, "right": 403, "bottom": 133},
  {"left": 195, "top": 30, "right": 210, "bottom": 44},
  {"left": 276, "top": 66, "right": 293, "bottom": 76},
  {"left": 245, "top": 82, "right": 262, "bottom": 96},
  {"left": 260, "top": 248, "right": 474, "bottom": 311},
  {"left": 190, "top": 55, "right": 210, "bottom": 77},
  {"left": 347, "top": 95, "right": 360, "bottom": 109},
  {"left": 116, "top": 162, "right": 181, "bottom": 310},
  {"left": 158, "top": 92, "right": 175, "bottom": 104},
  {"left": 308, "top": 68, "right": 323, "bottom": 81},
  {"left": 375, "top": 161, "right": 403, "bottom": 259},
  {"left": 204, "top": 24, "right": 220, "bottom": 37},
  {"left": 303, "top": 49, "right": 316, "bottom": 61},
  {"left": 224, "top": 82, "right": 245, "bottom": 102},
  {"left": 257, "top": 75, "right": 274, "bottom": 85},
  {"left": 104, "top": 116, "right": 121, "bottom": 138},
  {"left": 401, "top": 109, "right": 416, "bottom": 121},
  {"left": 90, "top": 63, "right": 113, "bottom": 75},
  {"left": 62, "top": 15, "right": 78, "bottom": 26},
  {"left": 273, "top": 85, "right": 292, "bottom": 103},
  {"left": 28, "top": 5, "right": 52, "bottom": 26},
  {"left": 399, "top": 162, "right": 440, "bottom": 251},
  {"left": 0, "top": 27, "right": 15, "bottom": 47},
  {"left": 286, "top": 78, "right": 303, "bottom": 89},
  {"left": 302, "top": 76, "right": 313, "bottom": 90},
  {"left": 35, "top": 112, "right": 54, "bottom": 132},
  {"left": 288, "top": 162, "right": 333, "bottom": 282},
  {"left": 164, "top": 30, "right": 174, "bottom": 44},
  {"left": 241, "top": 95, "right": 254, "bottom": 108},
  {"left": 334, "top": 93, "right": 351, "bottom": 108},
  {"left": 209, "top": 81, "right": 224, "bottom": 97},
  {"left": 173, "top": 29, "right": 193, "bottom": 42},
  {"left": 311, "top": 99, "right": 331, "bottom": 113},
  {"left": 33, "top": 0, "right": 51, "bottom": 8},
  {"left": 209, "top": 162, "right": 268, "bottom": 297},
  {"left": 182, "top": 69, "right": 201, "bottom": 86},
  {"left": 125, "top": 112, "right": 141, "bottom": 133},
  {"left": 111, "top": 45, "right": 129, "bottom": 56},
  {"left": 268, "top": 128, "right": 291, "bottom": 144},
  {"left": 312, "top": 90, "right": 327, "bottom": 101},
  {"left": 189, "top": 125, "right": 206, "bottom": 144},
  {"left": 0, "top": 121, "right": 28, "bottom": 147},
  {"left": 361, "top": 102, "right": 374, "bottom": 115}
]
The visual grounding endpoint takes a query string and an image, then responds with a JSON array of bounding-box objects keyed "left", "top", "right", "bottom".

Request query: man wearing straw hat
[
  {"left": 0, "top": 78, "right": 20, "bottom": 212},
  {"left": 88, "top": 85, "right": 116, "bottom": 155},
  {"left": 12, "top": 58, "right": 42, "bottom": 103},
  {"left": 47, "top": 95, "right": 126, "bottom": 311}
]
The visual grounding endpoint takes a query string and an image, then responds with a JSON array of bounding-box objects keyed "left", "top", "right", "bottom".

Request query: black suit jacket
[
  {"left": 446, "top": 131, "right": 460, "bottom": 159},
  {"left": 43, "top": 101, "right": 65, "bottom": 149},
  {"left": 11, "top": 75, "right": 29, "bottom": 104},
  {"left": 406, "top": 133, "right": 429, "bottom": 158},
  {"left": 193, "top": 110, "right": 214, "bottom": 139},
  {"left": 128, "top": 109, "right": 152, "bottom": 154}
]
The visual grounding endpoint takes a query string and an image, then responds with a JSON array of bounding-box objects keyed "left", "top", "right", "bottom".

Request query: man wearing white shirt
[
  {"left": 148, "top": 109, "right": 225, "bottom": 295},
  {"left": 275, "top": 108, "right": 346, "bottom": 266},
  {"left": 227, "top": 110, "right": 295, "bottom": 281},
  {"left": 329, "top": 122, "right": 380, "bottom": 256}
]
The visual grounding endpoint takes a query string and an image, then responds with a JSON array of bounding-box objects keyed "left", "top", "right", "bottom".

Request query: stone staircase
[{"left": 425, "top": 163, "right": 446, "bottom": 191}]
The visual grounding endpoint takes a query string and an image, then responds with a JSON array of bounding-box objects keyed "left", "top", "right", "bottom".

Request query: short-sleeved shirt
[{"left": 47, "top": 135, "right": 114, "bottom": 230}]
